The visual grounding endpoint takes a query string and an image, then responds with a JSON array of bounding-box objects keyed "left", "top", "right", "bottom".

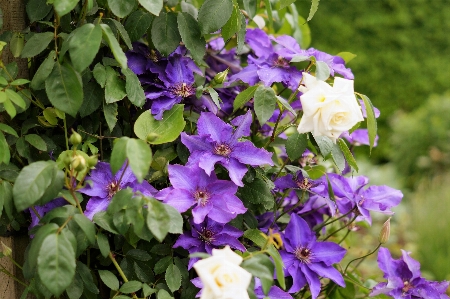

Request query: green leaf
[
  {"left": 337, "top": 52, "right": 357, "bottom": 64},
  {"left": 10, "top": 33, "right": 24, "bottom": 58},
  {"left": 307, "top": 0, "right": 320, "bottom": 22},
  {"left": 134, "top": 105, "right": 186, "bottom": 144},
  {"left": 138, "top": 0, "right": 163, "bottom": 16},
  {"left": 151, "top": 12, "right": 181, "bottom": 56},
  {"left": 79, "top": 81, "right": 103, "bottom": 117},
  {"left": 10, "top": 79, "right": 30, "bottom": 86},
  {"left": 329, "top": 280, "right": 356, "bottom": 299},
  {"left": 21, "top": 32, "right": 54, "bottom": 58},
  {"left": 69, "top": 24, "right": 102, "bottom": 72},
  {"left": 96, "top": 232, "right": 110, "bottom": 258},
  {"left": 123, "top": 68, "right": 145, "bottom": 107},
  {"left": 106, "top": 18, "right": 133, "bottom": 49},
  {"left": 177, "top": 12, "right": 206, "bottom": 64},
  {"left": 38, "top": 230, "right": 76, "bottom": 296},
  {"left": 98, "top": 270, "right": 119, "bottom": 291},
  {"left": 254, "top": 85, "right": 277, "bottom": 125},
  {"left": 157, "top": 289, "right": 173, "bottom": 299},
  {"left": 3, "top": 98, "right": 16, "bottom": 118},
  {"left": 108, "top": 0, "right": 135, "bottom": 18},
  {"left": 45, "top": 61, "right": 83, "bottom": 117},
  {"left": 337, "top": 139, "right": 358, "bottom": 172},
  {"left": 27, "top": 0, "right": 53, "bottom": 23},
  {"left": 103, "top": 102, "right": 118, "bottom": 132},
  {"left": 166, "top": 264, "right": 181, "bottom": 292},
  {"left": 5, "top": 89, "right": 26, "bottom": 109},
  {"left": 146, "top": 198, "right": 170, "bottom": 242},
  {"left": 66, "top": 272, "right": 84, "bottom": 299},
  {"left": 315, "top": 60, "right": 330, "bottom": 81},
  {"left": 110, "top": 137, "right": 152, "bottom": 183},
  {"left": 31, "top": 51, "right": 56, "bottom": 90},
  {"left": 239, "top": 178, "right": 274, "bottom": 210},
  {"left": 105, "top": 66, "right": 126, "bottom": 103},
  {"left": 93, "top": 63, "right": 106, "bottom": 87},
  {"left": 233, "top": 85, "right": 258, "bottom": 112},
  {"left": 127, "top": 249, "right": 151, "bottom": 261},
  {"left": 0, "top": 123, "right": 18, "bottom": 137},
  {"left": 241, "top": 254, "right": 274, "bottom": 294},
  {"left": 163, "top": 204, "right": 183, "bottom": 234},
  {"left": 243, "top": 0, "right": 257, "bottom": 19},
  {"left": 237, "top": 10, "right": 246, "bottom": 54},
  {"left": 198, "top": 0, "right": 233, "bottom": 34},
  {"left": 120, "top": 281, "right": 142, "bottom": 293},
  {"left": 0, "top": 181, "right": 12, "bottom": 217},
  {"left": 73, "top": 214, "right": 96, "bottom": 245},
  {"left": 43, "top": 108, "right": 58, "bottom": 125},
  {"left": 54, "top": 0, "right": 80, "bottom": 17},
  {"left": 0, "top": 132, "right": 10, "bottom": 165},
  {"left": 359, "top": 94, "right": 377, "bottom": 153},
  {"left": 25, "top": 134, "right": 47, "bottom": 151},
  {"left": 279, "top": 0, "right": 296, "bottom": 10},
  {"left": 222, "top": 3, "right": 241, "bottom": 41},
  {"left": 100, "top": 24, "right": 128, "bottom": 69},
  {"left": 314, "top": 135, "right": 333, "bottom": 157},
  {"left": 263, "top": 0, "right": 273, "bottom": 29},
  {"left": 76, "top": 261, "right": 99, "bottom": 294},
  {"left": 286, "top": 131, "right": 307, "bottom": 161},
  {"left": 154, "top": 256, "right": 172, "bottom": 275},
  {"left": 124, "top": 10, "right": 154, "bottom": 42},
  {"left": 276, "top": 96, "right": 297, "bottom": 116},
  {"left": 12, "top": 161, "right": 60, "bottom": 211},
  {"left": 331, "top": 143, "right": 346, "bottom": 172},
  {"left": 93, "top": 211, "right": 119, "bottom": 234}
]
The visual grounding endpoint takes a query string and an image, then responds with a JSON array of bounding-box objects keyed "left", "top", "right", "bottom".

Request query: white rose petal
[
  {"left": 297, "top": 75, "right": 364, "bottom": 142},
  {"left": 193, "top": 246, "right": 252, "bottom": 299}
]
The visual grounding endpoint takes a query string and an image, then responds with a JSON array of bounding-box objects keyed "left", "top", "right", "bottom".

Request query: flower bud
[
  {"left": 86, "top": 155, "right": 98, "bottom": 168},
  {"left": 1, "top": 241, "right": 12, "bottom": 257},
  {"left": 211, "top": 68, "right": 229, "bottom": 86},
  {"left": 378, "top": 218, "right": 391, "bottom": 244},
  {"left": 69, "top": 131, "right": 82, "bottom": 145},
  {"left": 146, "top": 133, "right": 159, "bottom": 143},
  {"left": 71, "top": 155, "right": 86, "bottom": 172}
]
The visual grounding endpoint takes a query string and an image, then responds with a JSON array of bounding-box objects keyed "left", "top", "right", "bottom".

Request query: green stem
[
  {"left": 264, "top": 102, "right": 284, "bottom": 148},
  {"left": 314, "top": 207, "right": 356, "bottom": 232},
  {"left": 70, "top": 188, "right": 84, "bottom": 215},
  {"left": 57, "top": 216, "right": 73, "bottom": 234},
  {"left": 8, "top": 256, "right": 23, "bottom": 270},
  {"left": 322, "top": 215, "right": 357, "bottom": 241},
  {"left": 0, "top": 266, "right": 28, "bottom": 287},
  {"left": 344, "top": 243, "right": 382, "bottom": 274},
  {"left": 109, "top": 252, "right": 139, "bottom": 299},
  {"left": 63, "top": 117, "right": 69, "bottom": 150}
]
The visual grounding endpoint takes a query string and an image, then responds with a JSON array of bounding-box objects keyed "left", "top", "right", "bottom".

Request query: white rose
[
  {"left": 297, "top": 74, "right": 364, "bottom": 142},
  {"left": 193, "top": 246, "right": 252, "bottom": 299}
]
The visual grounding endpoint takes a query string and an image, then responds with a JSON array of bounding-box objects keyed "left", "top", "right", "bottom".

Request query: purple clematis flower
[
  {"left": 156, "top": 163, "right": 247, "bottom": 224},
  {"left": 328, "top": 173, "right": 403, "bottom": 225},
  {"left": 79, "top": 162, "right": 156, "bottom": 220},
  {"left": 181, "top": 111, "right": 274, "bottom": 186},
  {"left": 280, "top": 214, "right": 346, "bottom": 299},
  {"left": 28, "top": 197, "right": 66, "bottom": 230},
  {"left": 173, "top": 218, "right": 245, "bottom": 269},
  {"left": 340, "top": 129, "right": 379, "bottom": 147},
  {"left": 254, "top": 278, "right": 293, "bottom": 299},
  {"left": 371, "top": 247, "right": 450, "bottom": 299}
]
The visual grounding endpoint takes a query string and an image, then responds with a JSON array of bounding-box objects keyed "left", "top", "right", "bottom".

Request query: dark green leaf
[
  {"left": 105, "top": 66, "right": 126, "bottom": 103},
  {"left": 360, "top": 94, "right": 377, "bottom": 153},
  {"left": 331, "top": 143, "right": 346, "bottom": 172},
  {"left": 233, "top": 85, "right": 258, "bottom": 112},
  {"left": 0, "top": 132, "right": 10, "bottom": 165},
  {"left": 241, "top": 254, "right": 274, "bottom": 294},
  {"left": 124, "top": 10, "right": 153, "bottom": 42},
  {"left": 177, "top": 12, "right": 206, "bottom": 64},
  {"left": 66, "top": 272, "right": 84, "bottom": 299},
  {"left": 166, "top": 264, "right": 181, "bottom": 292},
  {"left": 96, "top": 232, "right": 110, "bottom": 258},
  {"left": 93, "top": 63, "right": 106, "bottom": 87},
  {"left": 120, "top": 281, "right": 142, "bottom": 293},
  {"left": 108, "top": 0, "right": 135, "bottom": 18},
  {"left": 123, "top": 68, "right": 146, "bottom": 107},
  {"left": 221, "top": 4, "right": 241, "bottom": 41},
  {"left": 243, "top": 0, "right": 257, "bottom": 19},
  {"left": 16, "top": 137, "right": 29, "bottom": 159},
  {"left": 151, "top": 12, "right": 181, "bottom": 56},
  {"left": 76, "top": 261, "right": 99, "bottom": 294},
  {"left": 27, "top": 0, "right": 53, "bottom": 23},
  {"left": 154, "top": 256, "right": 172, "bottom": 275},
  {"left": 146, "top": 198, "right": 170, "bottom": 242},
  {"left": 69, "top": 24, "right": 102, "bottom": 72},
  {"left": 127, "top": 249, "right": 151, "bottom": 261},
  {"left": 277, "top": 95, "right": 297, "bottom": 116},
  {"left": 0, "top": 163, "right": 19, "bottom": 183},
  {"left": 79, "top": 81, "right": 103, "bottom": 117},
  {"left": 180, "top": 2, "right": 198, "bottom": 18},
  {"left": 307, "top": 0, "right": 320, "bottom": 22},
  {"left": 0, "top": 181, "right": 12, "bottom": 217},
  {"left": 54, "top": 0, "right": 80, "bottom": 17},
  {"left": 337, "top": 139, "right": 358, "bottom": 172},
  {"left": 107, "top": 18, "right": 133, "bottom": 49},
  {"left": 73, "top": 214, "right": 96, "bottom": 244},
  {"left": 134, "top": 105, "right": 186, "bottom": 144},
  {"left": 21, "top": 32, "right": 54, "bottom": 58},
  {"left": 24, "top": 134, "right": 47, "bottom": 151},
  {"left": 314, "top": 135, "right": 333, "bottom": 157},
  {"left": 93, "top": 211, "right": 119, "bottom": 234},
  {"left": 254, "top": 85, "right": 277, "bottom": 125},
  {"left": 329, "top": 279, "right": 356, "bottom": 299},
  {"left": 198, "top": 0, "right": 233, "bottom": 34},
  {"left": 138, "top": 0, "right": 163, "bottom": 16},
  {"left": 98, "top": 270, "right": 119, "bottom": 291},
  {"left": 45, "top": 61, "right": 83, "bottom": 117},
  {"left": 286, "top": 131, "right": 307, "bottom": 161},
  {"left": 163, "top": 204, "right": 183, "bottom": 234},
  {"left": 100, "top": 24, "right": 128, "bottom": 69},
  {"left": 103, "top": 102, "right": 118, "bottom": 132},
  {"left": 38, "top": 230, "right": 76, "bottom": 296},
  {"left": 239, "top": 178, "right": 274, "bottom": 209},
  {"left": 157, "top": 289, "right": 173, "bottom": 299},
  {"left": 31, "top": 51, "right": 56, "bottom": 90}
]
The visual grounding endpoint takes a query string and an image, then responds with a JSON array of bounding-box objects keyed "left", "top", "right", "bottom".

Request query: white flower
[
  {"left": 297, "top": 73, "right": 364, "bottom": 142},
  {"left": 193, "top": 246, "right": 252, "bottom": 299}
]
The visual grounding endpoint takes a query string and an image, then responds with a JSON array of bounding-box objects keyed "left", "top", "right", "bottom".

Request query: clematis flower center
[
  {"left": 213, "top": 143, "right": 232, "bottom": 157},
  {"left": 194, "top": 188, "right": 211, "bottom": 206},
  {"left": 170, "top": 82, "right": 195, "bottom": 98},
  {"left": 146, "top": 49, "right": 159, "bottom": 62},
  {"left": 198, "top": 227, "right": 216, "bottom": 244},
  {"left": 294, "top": 246, "right": 313, "bottom": 264},
  {"left": 402, "top": 280, "right": 414, "bottom": 293},
  {"left": 358, "top": 195, "right": 365, "bottom": 206},
  {"left": 273, "top": 56, "right": 290, "bottom": 68},
  {"left": 296, "top": 177, "right": 313, "bottom": 190},
  {"left": 106, "top": 180, "right": 121, "bottom": 199}
]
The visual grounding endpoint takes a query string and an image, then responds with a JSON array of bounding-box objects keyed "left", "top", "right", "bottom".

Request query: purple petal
[
  {"left": 231, "top": 110, "right": 253, "bottom": 139},
  {"left": 219, "top": 158, "right": 248, "bottom": 187},
  {"left": 308, "top": 262, "right": 345, "bottom": 287},
  {"left": 232, "top": 141, "right": 274, "bottom": 166},
  {"left": 246, "top": 28, "right": 273, "bottom": 58},
  {"left": 284, "top": 214, "right": 315, "bottom": 250},
  {"left": 168, "top": 164, "right": 197, "bottom": 191},
  {"left": 288, "top": 262, "right": 307, "bottom": 293},
  {"left": 212, "top": 235, "right": 245, "bottom": 252},
  {"left": 301, "top": 264, "right": 322, "bottom": 299},
  {"left": 151, "top": 96, "right": 182, "bottom": 120},
  {"left": 181, "top": 133, "right": 215, "bottom": 153},
  {"left": 192, "top": 201, "right": 213, "bottom": 224},
  {"left": 163, "top": 188, "right": 194, "bottom": 213},
  {"left": 126, "top": 52, "right": 148, "bottom": 75},
  {"left": 197, "top": 112, "right": 233, "bottom": 143},
  {"left": 362, "top": 186, "right": 403, "bottom": 212},
  {"left": 196, "top": 152, "right": 225, "bottom": 175},
  {"left": 227, "top": 64, "right": 261, "bottom": 86},
  {"left": 208, "top": 180, "right": 238, "bottom": 195},
  {"left": 401, "top": 250, "right": 421, "bottom": 280},
  {"left": 86, "top": 197, "right": 110, "bottom": 220},
  {"left": 311, "top": 241, "right": 346, "bottom": 265}
]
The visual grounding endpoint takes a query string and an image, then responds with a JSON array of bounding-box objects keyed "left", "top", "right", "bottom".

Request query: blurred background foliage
[{"left": 294, "top": 0, "right": 450, "bottom": 281}]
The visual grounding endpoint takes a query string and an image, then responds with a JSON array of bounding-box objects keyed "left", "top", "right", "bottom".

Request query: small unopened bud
[
  {"left": 211, "top": 68, "right": 229, "bottom": 86},
  {"left": 71, "top": 155, "right": 86, "bottom": 172},
  {"left": 86, "top": 155, "right": 98, "bottom": 168},
  {"left": 69, "top": 131, "right": 82, "bottom": 145},
  {"left": 379, "top": 218, "right": 391, "bottom": 244},
  {"left": 1, "top": 241, "right": 12, "bottom": 257},
  {"left": 146, "top": 133, "right": 159, "bottom": 143}
]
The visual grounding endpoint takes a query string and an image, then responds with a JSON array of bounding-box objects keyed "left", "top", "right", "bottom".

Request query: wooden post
[{"left": 0, "top": 1, "right": 30, "bottom": 298}]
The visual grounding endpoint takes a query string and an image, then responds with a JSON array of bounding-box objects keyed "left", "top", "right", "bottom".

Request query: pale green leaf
[
  {"left": 69, "top": 24, "right": 102, "bottom": 72},
  {"left": 165, "top": 264, "right": 181, "bottom": 292},
  {"left": 100, "top": 24, "right": 128, "bottom": 69},
  {"left": 138, "top": 0, "right": 163, "bottom": 16},
  {"left": 254, "top": 85, "right": 277, "bottom": 125},
  {"left": 98, "top": 270, "right": 119, "bottom": 291},
  {"left": 286, "top": 131, "right": 307, "bottom": 161},
  {"left": 107, "top": 0, "right": 135, "bottom": 18},
  {"left": 54, "top": 0, "right": 80, "bottom": 17},
  {"left": 25, "top": 134, "right": 47, "bottom": 151}
]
